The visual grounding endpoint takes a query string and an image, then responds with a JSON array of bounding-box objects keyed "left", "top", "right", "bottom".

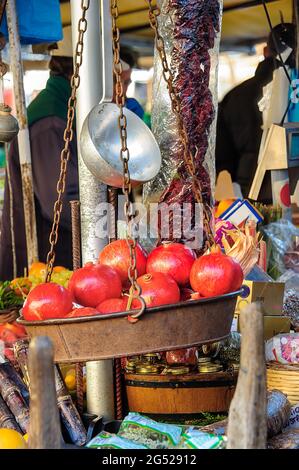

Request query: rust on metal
[
  {"left": 18, "top": 290, "right": 240, "bottom": 363},
  {"left": 107, "top": 187, "right": 118, "bottom": 243},
  {"left": 114, "top": 358, "right": 123, "bottom": 420},
  {"left": 70, "top": 200, "right": 81, "bottom": 271}
]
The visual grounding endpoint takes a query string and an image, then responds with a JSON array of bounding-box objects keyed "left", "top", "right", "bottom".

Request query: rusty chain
[
  {"left": 45, "top": 0, "right": 90, "bottom": 282},
  {"left": 111, "top": 0, "right": 145, "bottom": 320},
  {"left": 146, "top": 0, "right": 214, "bottom": 250}
]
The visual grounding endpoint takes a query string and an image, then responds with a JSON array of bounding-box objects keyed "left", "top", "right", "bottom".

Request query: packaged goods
[
  {"left": 143, "top": 0, "right": 222, "bottom": 248},
  {"left": 265, "top": 334, "right": 299, "bottom": 364},
  {"left": 178, "top": 428, "right": 226, "bottom": 449},
  {"left": 118, "top": 413, "right": 182, "bottom": 449},
  {"left": 267, "top": 390, "right": 291, "bottom": 437},
  {"left": 87, "top": 431, "right": 148, "bottom": 449}
]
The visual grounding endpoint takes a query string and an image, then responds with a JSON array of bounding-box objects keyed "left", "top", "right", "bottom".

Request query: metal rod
[
  {"left": 70, "top": 200, "right": 81, "bottom": 271},
  {"left": 6, "top": 0, "right": 38, "bottom": 268},
  {"left": 107, "top": 187, "right": 118, "bottom": 242},
  {"left": 70, "top": 0, "right": 114, "bottom": 421},
  {"left": 107, "top": 187, "right": 122, "bottom": 419},
  {"left": 70, "top": 200, "right": 84, "bottom": 415}
]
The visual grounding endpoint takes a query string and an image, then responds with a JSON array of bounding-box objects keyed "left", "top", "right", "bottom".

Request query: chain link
[
  {"left": 111, "top": 0, "right": 145, "bottom": 320},
  {"left": 146, "top": 0, "right": 214, "bottom": 250},
  {"left": 45, "top": 0, "right": 90, "bottom": 282}
]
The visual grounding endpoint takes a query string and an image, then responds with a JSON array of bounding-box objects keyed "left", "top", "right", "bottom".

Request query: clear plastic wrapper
[
  {"left": 86, "top": 431, "right": 148, "bottom": 449},
  {"left": 267, "top": 390, "right": 291, "bottom": 437},
  {"left": 265, "top": 334, "right": 299, "bottom": 364},
  {"left": 283, "top": 288, "right": 299, "bottom": 330},
  {"left": 261, "top": 219, "right": 299, "bottom": 278},
  {"left": 177, "top": 428, "right": 226, "bottom": 449},
  {"left": 216, "top": 332, "right": 241, "bottom": 364},
  {"left": 118, "top": 412, "right": 182, "bottom": 449},
  {"left": 143, "top": 0, "right": 223, "bottom": 249}
]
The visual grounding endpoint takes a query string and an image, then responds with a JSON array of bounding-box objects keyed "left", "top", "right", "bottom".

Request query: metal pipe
[
  {"left": 6, "top": 0, "right": 38, "bottom": 268},
  {"left": 70, "top": 0, "right": 114, "bottom": 421}
]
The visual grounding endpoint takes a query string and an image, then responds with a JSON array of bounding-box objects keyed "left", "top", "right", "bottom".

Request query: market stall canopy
[{"left": 60, "top": 0, "right": 293, "bottom": 48}]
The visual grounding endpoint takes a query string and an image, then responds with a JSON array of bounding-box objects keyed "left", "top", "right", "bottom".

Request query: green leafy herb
[{"left": 0, "top": 281, "right": 24, "bottom": 310}]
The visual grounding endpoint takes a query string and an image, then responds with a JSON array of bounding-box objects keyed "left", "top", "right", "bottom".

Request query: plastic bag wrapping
[
  {"left": 267, "top": 390, "right": 291, "bottom": 438},
  {"left": 261, "top": 219, "right": 299, "bottom": 277},
  {"left": 283, "top": 288, "right": 299, "bottom": 329},
  {"left": 143, "top": 0, "right": 223, "bottom": 250},
  {"left": 265, "top": 334, "right": 299, "bottom": 364},
  {"left": 118, "top": 412, "right": 182, "bottom": 449},
  {"left": 217, "top": 332, "right": 241, "bottom": 364}
]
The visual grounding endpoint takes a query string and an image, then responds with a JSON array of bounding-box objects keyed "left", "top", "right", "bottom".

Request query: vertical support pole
[
  {"left": 108, "top": 187, "right": 123, "bottom": 419},
  {"left": 227, "top": 303, "right": 267, "bottom": 449},
  {"left": 28, "top": 337, "right": 63, "bottom": 449},
  {"left": 70, "top": 0, "right": 114, "bottom": 421},
  {"left": 6, "top": 0, "right": 38, "bottom": 268},
  {"left": 70, "top": 200, "right": 84, "bottom": 416}
]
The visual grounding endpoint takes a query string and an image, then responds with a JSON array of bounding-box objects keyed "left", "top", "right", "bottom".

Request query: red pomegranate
[
  {"left": 146, "top": 242, "right": 196, "bottom": 286},
  {"left": 97, "top": 297, "right": 127, "bottom": 315},
  {"left": 136, "top": 272, "right": 180, "bottom": 308},
  {"left": 190, "top": 253, "right": 243, "bottom": 297},
  {"left": 22, "top": 283, "right": 73, "bottom": 321},
  {"left": 99, "top": 240, "right": 147, "bottom": 286},
  {"left": 68, "top": 263, "right": 122, "bottom": 308},
  {"left": 67, "top": 307, "right": 99, "bottom": 318}
]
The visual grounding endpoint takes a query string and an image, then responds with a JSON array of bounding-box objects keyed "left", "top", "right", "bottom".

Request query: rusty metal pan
[{"left": 17, "top": 291, "right": 240, "bottom": 363}]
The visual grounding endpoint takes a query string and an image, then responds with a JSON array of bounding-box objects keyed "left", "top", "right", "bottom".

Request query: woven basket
[
  {"left": 267, "top": 362, "right": 299, "bottom": 405},
  {"left": 0, "top": 307, "right": 20, "bottom": 324}
]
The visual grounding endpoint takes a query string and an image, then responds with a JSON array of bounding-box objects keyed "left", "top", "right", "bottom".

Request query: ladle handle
[{"left": 100, "top": 0, "right": 114, "bottom": 103}]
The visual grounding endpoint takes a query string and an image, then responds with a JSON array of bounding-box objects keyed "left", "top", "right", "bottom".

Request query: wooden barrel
[{"left": 125, "top": 371, "right": 237, "bottom": 414}]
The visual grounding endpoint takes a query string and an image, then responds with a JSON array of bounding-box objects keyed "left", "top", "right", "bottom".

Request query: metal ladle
[{"left": 79, "top": 0, "right": 161, "bottom": 188}]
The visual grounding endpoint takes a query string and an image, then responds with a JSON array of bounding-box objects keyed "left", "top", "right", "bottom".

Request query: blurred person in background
[
  {"left": 0, "top": 30, "right": 146, "bottom": 280},
  {"left": 0, "top": 26, "right": 78, "bottom": 280},
  {"left": 216, "top": 23, "right": 295, "bottom": 203},
  {"left": 117, "top": 46, "right": 145, "bottom": 120}
]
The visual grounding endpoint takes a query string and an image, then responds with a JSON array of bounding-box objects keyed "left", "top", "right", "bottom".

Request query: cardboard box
[
  {"left": 263, "top": 316, "right": 291, "bottom": 341},
  {"left": 235, "top": 314, "right": 290, "bottom": 340},
  {"left": 235, "top": 280, "right": 285, "bottom": 316}
]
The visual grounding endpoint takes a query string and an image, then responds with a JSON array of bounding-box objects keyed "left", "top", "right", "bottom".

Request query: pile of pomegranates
[{"left": 22, "top": 240, "right": 244, "bottom": 321}]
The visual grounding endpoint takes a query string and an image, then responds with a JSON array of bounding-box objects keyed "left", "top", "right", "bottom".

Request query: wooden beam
[
  {"left": 28, "top": 337, "right": 63, "bottom": 449},
  {"left": 227, "top": 302, "right": 267, "bottom": 449}
]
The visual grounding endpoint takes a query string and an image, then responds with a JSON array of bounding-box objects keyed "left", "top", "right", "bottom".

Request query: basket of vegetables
[{"left": 17, "top": 241, "right": 244, "bottom": 363}]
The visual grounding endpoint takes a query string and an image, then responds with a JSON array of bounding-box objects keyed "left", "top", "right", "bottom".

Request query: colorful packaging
[
  {"left": 118, "top": 413, "right": 182, "bottom": 449},
  {"left": 86, "top": 431, "right": 148, "bottom": 449},
  {"left": 178, "top": 428, "right": 226, "bottom": 449},
  {"left": 265, "top": 334, "right": 299, "bottom": 364}
]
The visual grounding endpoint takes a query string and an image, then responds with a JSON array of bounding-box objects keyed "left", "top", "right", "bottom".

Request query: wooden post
[
  {"left": 6, "top": 0, "right": 38, "bottom": 268},
  {"left": 28, "top": 337, "right": 63, "bottom": 449},
  {"left": 227, "top": 302, "right": 267, "bottom": 449}
]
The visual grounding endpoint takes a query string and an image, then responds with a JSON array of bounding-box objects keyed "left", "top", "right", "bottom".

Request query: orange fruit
[
  {"left": 28, "top": 261, "right": 46, "bottom": 278},
  {"left": 0, "top": 429, "right": 27, "bottom": 449},
  {"left": 215, "top": 199, "right": 236, "bottom": 218},
  {"left": 53, "top": 266, "right": 67, "bottom": 273}
]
